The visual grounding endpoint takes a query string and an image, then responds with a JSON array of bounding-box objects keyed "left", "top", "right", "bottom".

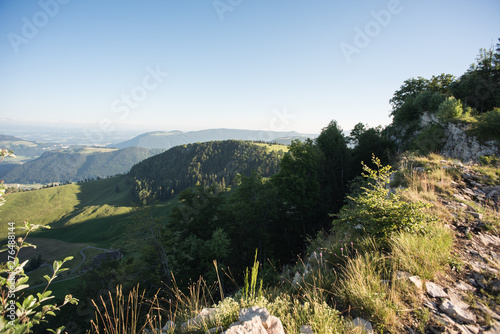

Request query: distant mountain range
[
  {"left": 109, "top": 129, "right": 315, "bottom": 149},
  {"left": 0, "top": 128, "right": 316, "bottom": 184},
  {"left": 3, "top": 147, "right": 161, "bottom": 184}
]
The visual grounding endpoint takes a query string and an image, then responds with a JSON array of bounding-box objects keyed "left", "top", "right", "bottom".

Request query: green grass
[
  {"left": 0, "top": 176, "right": 136, "bottom": 246},
  {"left": 29, "top": 276, "right": 81, "bottom": 298},
  {"left": 254, "top": 142, "right": 289, "bottom": 153},
  {"left": 0, "top": 183, "right": 81, "bottom": 234},
  {"left": 391, "top": 223, "right": 454, "bottom": 280}
]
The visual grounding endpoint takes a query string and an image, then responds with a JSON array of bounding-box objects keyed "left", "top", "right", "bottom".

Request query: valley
[{"left": 1, "top": 37, "right": 500, "bottom": 334}]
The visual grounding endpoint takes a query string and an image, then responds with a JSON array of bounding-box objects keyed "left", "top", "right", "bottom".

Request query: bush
[
  {"left": 411, "top": 124, "right": 445, "bottom": 155},
  {"left": 470, "top": 108, "right": 500, "bottom": 143},
  {"left": 0, "top": 221, "right": 78, "bottom": 333},
  {"left": 337, "top": 156, "right": 434, "bottom": 243},
  {"left": 437, "top": 97, "right": 464, "bottom": 122},
  {"left": 480, "top": 155, "right": 500, "bottom": 166}
]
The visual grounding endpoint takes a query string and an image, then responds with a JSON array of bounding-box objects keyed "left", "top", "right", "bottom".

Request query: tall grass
[
  {"left": 90, "top": 285, "right": 164, "bottom": 334},
  {"left": 336, "top": 246, "right": 402, "bottom": 333},
  {"left": 391, "top": 223, "right": 454, "bottom": 280}
]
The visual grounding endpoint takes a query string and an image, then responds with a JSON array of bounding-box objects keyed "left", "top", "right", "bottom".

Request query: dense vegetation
[
  {"left": 3, "top": 147, "right": 161, "bottom": 184},
  {"left": 124, "top": 125, "right": 394, "bottom": 291},
  {"left": 129, "top": 140, "right": 286, "bottom": 202},
  {"left": 2, "top": 38, "right": 500, "bottom": 333},
  {"left": 389, "top": 38, "right": 500, "bottom": 152}
]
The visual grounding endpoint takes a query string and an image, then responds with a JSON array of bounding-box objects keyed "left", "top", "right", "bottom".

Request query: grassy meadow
[{"left": 0, "top": 175, "right": 135, "bottom": 246}]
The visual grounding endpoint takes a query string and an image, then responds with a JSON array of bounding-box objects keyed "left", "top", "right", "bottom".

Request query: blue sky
[{"left": 1, "top": 0, "right": 499, "bottom": 135}]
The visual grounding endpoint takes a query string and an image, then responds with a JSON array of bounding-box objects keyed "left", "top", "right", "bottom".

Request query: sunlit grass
[{"left": 391, "top": 223, "right": 454, "bottom": 280}]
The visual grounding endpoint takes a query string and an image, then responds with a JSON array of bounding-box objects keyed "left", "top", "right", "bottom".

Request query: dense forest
[{"left": 129, "top": 140, "right": 286, "bottom": 203}]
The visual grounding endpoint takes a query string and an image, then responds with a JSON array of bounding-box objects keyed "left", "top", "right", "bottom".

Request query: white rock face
[
  {"left": 426, "top": 282, "right": 449, "bottom": 298},
  {"left": 420, "top": 111, "right": 439, "bottom": 127},
  {"left": 224, "top": 307, "right": 285, "bottom": 334},
  {"left": 441, "top": 123, "right": 498, "bottom": 162},
  {"left": 440, "top": 299, "right": 477, "bottom": 324}
]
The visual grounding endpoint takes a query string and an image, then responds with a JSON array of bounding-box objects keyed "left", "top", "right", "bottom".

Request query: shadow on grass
[{"left": 31, "top": 212, "right": 134, "bottom": 248}]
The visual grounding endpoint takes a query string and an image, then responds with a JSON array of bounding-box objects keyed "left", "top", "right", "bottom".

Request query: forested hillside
[
  {"left": 129, "top": 140, "right": 286, "bottom": 202},
  {"left": 3, "top": 146, "right": 161, "bottom": 184}
]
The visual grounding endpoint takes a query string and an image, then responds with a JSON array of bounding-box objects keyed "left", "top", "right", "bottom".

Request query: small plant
[
  {"left": 243, "top": 250, "right": 262, "bottom": 302},
  {"left": 338, "top": 155, "right": 434, "bottom": 243},
  {"left": 0, "top": 221, "right": 78, "bottom": 333},
  {"left": 480, "top": 155, "right": 500, "bottom": 167},
  {"left": 390, "top": 223, "right": 453, "bottom": 280}
]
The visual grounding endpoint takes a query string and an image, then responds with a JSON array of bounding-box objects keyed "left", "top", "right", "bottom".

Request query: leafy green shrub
[
  {"left": 480, "top": 155, "right": 500, "bottom": 166},
  {"left": 0, "top": 222, "right": 78, "bottom": 333},
  {"left": 437, "top": 97, "right": 464, "bottom": 122},
  {"left": 471, "top": 108, "right": 500, "bottom": 143},
  {"left": 411, "top": 124, "right": 445, "bottom": 154},
  {"left": 337, "top": 156, "right": 435, "bottom": 243}
]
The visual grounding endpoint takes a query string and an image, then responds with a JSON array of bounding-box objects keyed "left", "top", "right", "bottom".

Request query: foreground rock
[{"left": 225, "top": 307, "right": 284, "bottom": 334}]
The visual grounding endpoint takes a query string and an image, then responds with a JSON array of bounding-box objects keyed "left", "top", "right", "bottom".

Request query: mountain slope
[
  {"left": 3, "top": 147, "right": 159, "bottom": 184},
  {"left": 111, "top": 129, "right": 313, "bottom": 149},
  {"left": 130, "top": 140, "right": 286, "bottom": 201}
]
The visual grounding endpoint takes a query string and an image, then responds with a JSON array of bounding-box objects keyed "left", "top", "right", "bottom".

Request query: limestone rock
[
  {"left": 206, "top": 326, "right": 224, "bottom": 334},
  {"left": 299, "top": 325, "right": 314, "bottom": 334},
  {"left": 225, "top": 317, "right": 267, "bottom": 334},
  {"left": 455, "top": 281, "right": 474, "bottom": 292},
  {"left": 266, "top": 316, "right": 284, "bottom": 334},
  {"left": 239, "top": 306, "right": 270, "bottom": 324},
  {"left": 439, "top": 299, "right": 476, "bottom": 324},
  {"left": 351, "top": 317, "right": 374, "bottom": 334},
  {"left": 224, "top": 307, "right": 284, "bottom": 334},
  {"left": 426, "top": 282, "right": 448, "bottom": 298},
  {"left": 474, "top": 301, "right": 500, "bottom": 321},
  {"left": 482, "top": 320, "right": 500, "bottom": 334},
  {"left": 409, "top": 276, "right": 423, "bottom": 289},
  {"left": 441, "top": 122, "right": 498, "bottom": 162},
  {"left": 181, "top": 308, "right": 217, "bottom": 332},
  {"left": 162, "top": 320, "right": 175, "bottom": 333}
]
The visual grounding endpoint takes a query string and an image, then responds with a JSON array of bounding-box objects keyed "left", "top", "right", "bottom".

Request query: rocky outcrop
[
  {"left": 225, "top": 307, "right": 284, "bottom": 334},
  {"left": 441, "top": 122, "right": 498, "bottom": 162},
  {"left": 157, "top": 306, "right": 285, "bottom": 334},
  {"left": 405, "top": 161, "right": 500, "bottom": 333}
]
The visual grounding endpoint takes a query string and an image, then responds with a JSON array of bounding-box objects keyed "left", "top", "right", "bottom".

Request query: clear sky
[{"left": 1, "top": 0, "right": 499, "bottom": 136}]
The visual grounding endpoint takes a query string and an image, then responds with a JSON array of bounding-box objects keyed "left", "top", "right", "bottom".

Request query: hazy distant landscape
[{"left": 1, "top": 1, "right": 500, "bottom": 333}]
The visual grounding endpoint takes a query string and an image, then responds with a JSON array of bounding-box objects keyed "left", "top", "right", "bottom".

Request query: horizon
[{"left": 1, "top": 1, "right": 500, "bottom": 136}]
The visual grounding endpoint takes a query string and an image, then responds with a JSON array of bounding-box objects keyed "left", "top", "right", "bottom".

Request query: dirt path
[{"left": 27, "top": 246, "right": 113, "bottom": 290}]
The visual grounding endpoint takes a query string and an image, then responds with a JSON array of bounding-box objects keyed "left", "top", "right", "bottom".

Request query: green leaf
[
  {"left": 14, "top": 284, "right": 29, "bottom": 292},
  {"left": 52, "top": 260, "right": 61, "bottom": 273},
  {"left": 63, "top": 256, "right": 74, "bottom": 262}
]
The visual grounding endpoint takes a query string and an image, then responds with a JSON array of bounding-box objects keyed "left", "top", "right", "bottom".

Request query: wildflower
[
  {"left": 350, "top": 242, "right": 353, "bottom": 245},
  {"left": 340, "top": 248, "right": 343, "bottom": 251},
  {"left": 319, "top": 252, "right": 322, "bottom": 256}
]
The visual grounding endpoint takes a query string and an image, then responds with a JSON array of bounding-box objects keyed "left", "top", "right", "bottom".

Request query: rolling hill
[
  {"left": 130, "top": 140, "right": 287, "bottom": 201},
  {"left": 110, "top": 128, "right": 314, "bottom": 149},
  {"left": 3, "top": 146, "right": 162, "bottom": 184}
]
